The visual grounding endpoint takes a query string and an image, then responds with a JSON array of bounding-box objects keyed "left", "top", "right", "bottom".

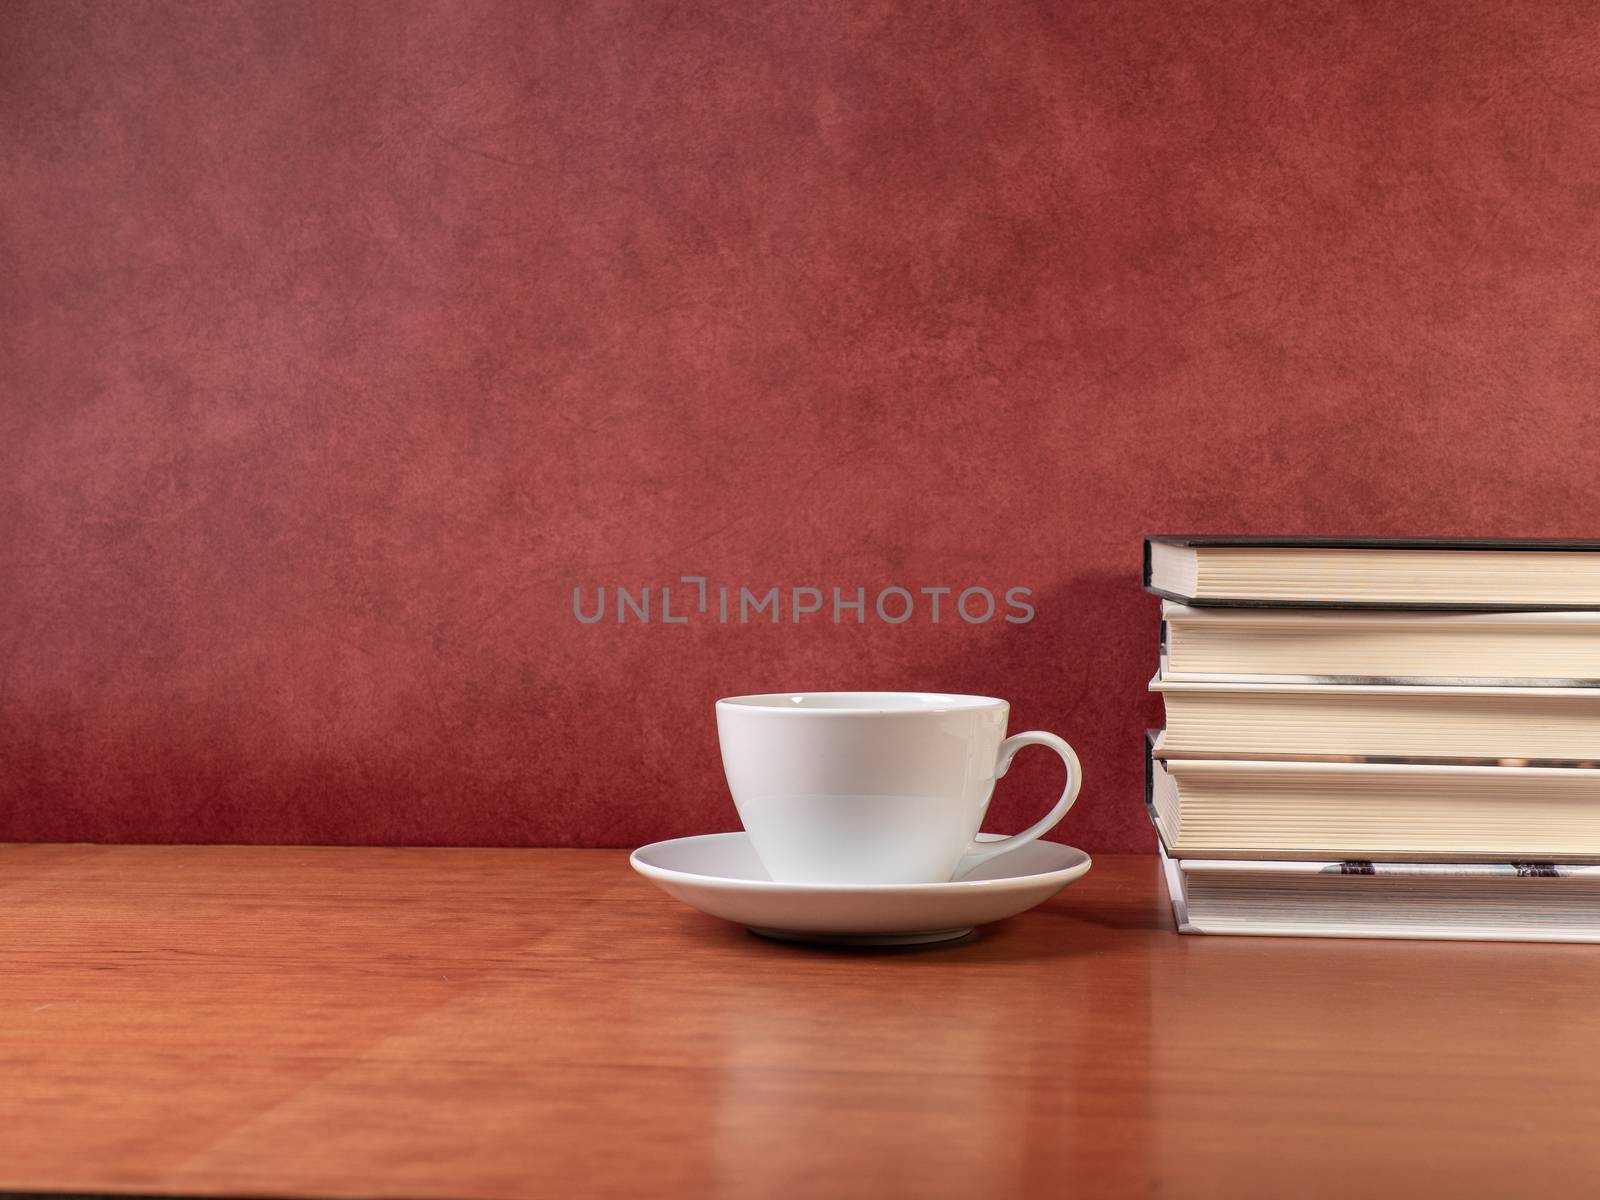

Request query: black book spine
[{"left": 1143, "top": 730, "right": 1158, "bottom": 825}]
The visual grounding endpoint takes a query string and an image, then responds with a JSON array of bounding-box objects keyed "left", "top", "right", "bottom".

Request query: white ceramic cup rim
[{"left": 717, "top": 691, "right": 1006, "bottom": 714}]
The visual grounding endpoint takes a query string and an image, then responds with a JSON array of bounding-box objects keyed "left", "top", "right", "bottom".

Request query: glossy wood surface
[{"left": 0, "top": 846, "right": 1594, "bottom": 1198}]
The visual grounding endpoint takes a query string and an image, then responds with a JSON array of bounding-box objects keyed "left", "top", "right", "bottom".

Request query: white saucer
[{"left": 630, "top": 832, "right": 1092, "bottom": 945}]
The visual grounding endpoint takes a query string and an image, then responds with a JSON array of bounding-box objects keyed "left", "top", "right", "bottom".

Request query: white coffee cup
[{"left": 716, "top": 692, "right": 1082, "bottom": 885}]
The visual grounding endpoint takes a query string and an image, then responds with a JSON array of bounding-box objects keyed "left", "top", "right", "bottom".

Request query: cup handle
[{"left": 958, "top": 731, "right": 1082, "bottom": 873}]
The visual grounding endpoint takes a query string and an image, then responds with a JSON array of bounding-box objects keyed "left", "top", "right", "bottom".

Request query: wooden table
[{"left": 0, "top": 846, "right": 1595, "bottom": 1199}]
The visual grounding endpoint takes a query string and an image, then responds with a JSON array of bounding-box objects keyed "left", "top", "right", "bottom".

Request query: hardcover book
[
  {"left": 1156, "top": 840, "right": 1600, "bottom": 943},
  {"left": 1151, "top": 675, "right": 1600, "bottom": 762},
  {"left": 1160, "top": 600, "right": 1600, "bottom": 686},
  {"left": 1145, "top": 535, "right": 1600, "bottom": 609},
  {"left": 1144, "top": 731, "right": 1600, "bottom": 863}
]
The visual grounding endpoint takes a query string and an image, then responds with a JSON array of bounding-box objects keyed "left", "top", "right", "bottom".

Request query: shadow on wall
[
  {"left": 869, "top": 570, "right": 1162, "bottom": 851},
  {"left": 0, "top": 569, "right": 1165, "bottom": 850}
]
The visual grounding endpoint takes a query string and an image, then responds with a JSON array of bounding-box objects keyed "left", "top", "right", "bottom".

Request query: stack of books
[{"left": 1143, "top": 535, "right": 1600, "bottom": 943}]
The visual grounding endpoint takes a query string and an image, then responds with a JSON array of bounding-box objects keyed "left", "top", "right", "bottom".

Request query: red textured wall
[{"left": 5, "top": 1, "right": 1600, "bottom": 849}]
